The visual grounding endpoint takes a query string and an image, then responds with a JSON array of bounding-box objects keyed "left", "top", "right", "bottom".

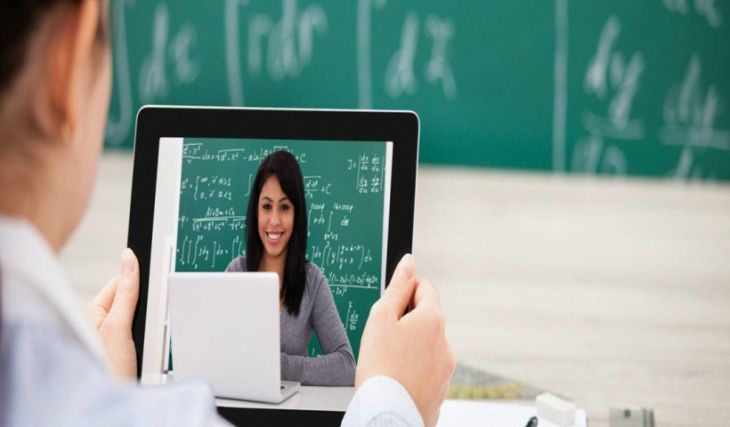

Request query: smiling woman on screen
[{"left": 226, "top": 150, "right": 356, "bottom": 387}]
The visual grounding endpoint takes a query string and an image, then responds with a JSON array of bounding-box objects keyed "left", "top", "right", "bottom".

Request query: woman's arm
[{"left": 280, "top": 265, "right": 356, "bottom": 386}]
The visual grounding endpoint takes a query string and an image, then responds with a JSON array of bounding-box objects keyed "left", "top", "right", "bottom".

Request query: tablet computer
[{"left": 128, "top": 106, "right": 419, "bottom": 426}]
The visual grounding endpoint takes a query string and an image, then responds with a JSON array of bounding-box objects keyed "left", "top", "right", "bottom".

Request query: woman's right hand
[{"left": 355, "top": 254, "right": 455, "bottom": 427}]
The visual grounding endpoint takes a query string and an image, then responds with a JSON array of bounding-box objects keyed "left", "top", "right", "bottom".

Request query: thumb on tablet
[
  {"left": 93, "top": 248, "right": 140, "bottom": 380},
  {"left": 380, "top": 254, "right": 416, "bottom": 318},
  {"left": 108, "top": 248, "right": 139, "bottom": 327}
]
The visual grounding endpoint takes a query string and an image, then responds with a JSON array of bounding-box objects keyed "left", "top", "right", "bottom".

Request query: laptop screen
[{"left": 141, "top": 136, "right": 393, "bottom": 410}]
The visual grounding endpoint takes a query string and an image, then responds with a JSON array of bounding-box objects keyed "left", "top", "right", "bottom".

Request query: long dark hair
[
  {"left": 0, "top": 0, "right": 109, "bottom": 98},
  {"left": 246, "top": 151, "right": 308, "bottom": 316}
]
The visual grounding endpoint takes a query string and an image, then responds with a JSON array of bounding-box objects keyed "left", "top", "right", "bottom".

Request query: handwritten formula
[{"left": 107, "top": 1, "right": 729, "bottom": 180}]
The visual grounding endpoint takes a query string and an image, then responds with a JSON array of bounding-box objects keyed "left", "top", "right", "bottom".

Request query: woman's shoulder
[
  {"left": 225, "top": 256, "right": 248, "bottom": 272},
  {"left": 305, "top": 262, "right": 327, "bottom": 293}
]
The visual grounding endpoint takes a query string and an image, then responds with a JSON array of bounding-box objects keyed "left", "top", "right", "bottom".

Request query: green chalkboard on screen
[
  {"left": 175, "top": 138, "right": 389, "bottom": 360},
  {"left": 108, "top": 0, "right": 730, "bottom": 181}
]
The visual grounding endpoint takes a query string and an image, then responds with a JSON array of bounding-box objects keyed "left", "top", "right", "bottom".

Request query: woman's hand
[
  {"left": 88, "top": 248, "right": 140, "bottom": 381},
  {"left": 356, "top": 254, "right": 455, "bottom": 427}
]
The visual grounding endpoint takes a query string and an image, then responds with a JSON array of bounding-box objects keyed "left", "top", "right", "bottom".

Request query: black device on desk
[{"left": 525, "top": 415, "right": 539, "bottom": 427}]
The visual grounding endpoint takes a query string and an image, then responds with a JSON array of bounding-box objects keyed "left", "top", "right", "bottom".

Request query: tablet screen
[{"left": 141, "top": 136, "right": 393, "bottom": 409}]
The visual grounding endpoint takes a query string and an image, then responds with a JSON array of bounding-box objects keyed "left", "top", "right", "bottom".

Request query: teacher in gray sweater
[{"left": 226, "top": 150, "right": 355, "bottom": 386}]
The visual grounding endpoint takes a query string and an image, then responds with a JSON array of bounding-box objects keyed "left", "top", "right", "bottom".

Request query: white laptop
[{"left": 167, "top": 272, "right": 300, "bottom": 403}]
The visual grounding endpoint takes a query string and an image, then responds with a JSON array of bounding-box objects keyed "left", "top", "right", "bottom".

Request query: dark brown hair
[
  {"left": 0, "top": 0, "right": 108, "bottom": 98},
  {"left": 246, "top": 151, "right": 309, "bottom": 316}
]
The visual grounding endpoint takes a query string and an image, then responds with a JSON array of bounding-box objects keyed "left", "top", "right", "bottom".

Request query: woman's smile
[
  {"left": 258, "top": 176, "right": 294, "bottom": 259},
  {"left": 265, "top": 231, "right": 284, "bottom": 243}
]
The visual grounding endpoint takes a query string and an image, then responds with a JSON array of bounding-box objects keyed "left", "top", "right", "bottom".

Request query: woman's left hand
[{"left": 89, "top": 248, "right": 140, "bottom": 381}]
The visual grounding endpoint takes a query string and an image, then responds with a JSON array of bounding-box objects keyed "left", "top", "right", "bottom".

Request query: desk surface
[
  {"left": 142, "top": 373, "right": 355, "bottom": 412},
  {"left": 216, "top": 386, "right": 355, "bottom": 411},
  {"left": 65, "top": 154, "right": 730, "bottom": 427}
]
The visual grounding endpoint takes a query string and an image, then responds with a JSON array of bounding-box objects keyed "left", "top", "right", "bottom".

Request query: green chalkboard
[
  {"left": 108, "top": 0, "right": 730, "bottom": 181},
  {"left": 175, "top": 138, "right": 389, "bottom": 360},
  {"left": 562, "top": 1, "right": 730, "bottom": 180}
]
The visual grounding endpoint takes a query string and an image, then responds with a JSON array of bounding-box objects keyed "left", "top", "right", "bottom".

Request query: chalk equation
[
  {"left": 663, "top": 0, "right": 722, "bottom": 28},
  {"left": 572, "top": 14, "right": 643, "bottom": 175},
  {"left": 348, "top": 153, "right": 385, "bottom": 194},
  {"left": 107, "top": 0, "right": 458, "bottom": 145},
  {"left": 661, "top": 54, "right": 729, "bottom": 179},
  {"left": 562, "top": 3, "right": 728, "bottom": 180},
  {"left": 107, "top": 1, "right": 729, "bottom": 180}
]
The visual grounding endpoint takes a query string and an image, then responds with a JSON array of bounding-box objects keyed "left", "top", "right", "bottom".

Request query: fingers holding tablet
[
  {"left": 90, "top": 248, "right": 140, "bottom": 381},
  {"left": 373, "top": 253, "right": 417, "bottom": 319},
  {"left": 356, "top": 254, "right": 455, "bottom": 427}
]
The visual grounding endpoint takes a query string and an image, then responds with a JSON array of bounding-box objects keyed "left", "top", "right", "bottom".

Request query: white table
[
  {"left": 142, "top": 373, "right": 355, "bottom": 412},
  {"left": 217, "top": 386, "right": 355, "bottom": 411}
]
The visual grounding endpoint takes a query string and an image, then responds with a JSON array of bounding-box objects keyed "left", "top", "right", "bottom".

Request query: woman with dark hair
[
  {"left": 0, "top": 0, "right": 453, "bottom": 425},
  {"left": 226, "top": 150, "right": 356, "bottom": 386}
]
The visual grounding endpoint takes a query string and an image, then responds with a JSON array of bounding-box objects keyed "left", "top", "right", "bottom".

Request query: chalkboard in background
[
  {"left": 175, "top": 138, "right": 389, "bottom": 360},
  {"left": 106, "top": 0, "right": 730, "bottom": 181}
]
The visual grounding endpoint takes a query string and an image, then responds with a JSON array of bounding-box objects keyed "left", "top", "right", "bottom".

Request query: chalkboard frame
[{"left": 128, "top": 106, "right": 419, "bottom": 425}]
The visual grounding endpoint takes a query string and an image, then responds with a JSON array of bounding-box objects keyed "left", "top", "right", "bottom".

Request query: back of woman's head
[
  {"left": 0, "top": 0, "right": 108, "bottom": 155},
  {"left": 246, "top": 150, "right": 309, "bottom": 315},
  {"left": 0, "top": 0, "right": 85, "bottom": 98},
  {"left": 0, "top": 0, "right": 110, "bottom": 246}
]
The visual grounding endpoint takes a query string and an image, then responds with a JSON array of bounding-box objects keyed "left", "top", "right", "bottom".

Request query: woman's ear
[{"left": 41, "top": 0, "right": 102, "bottom": 141}]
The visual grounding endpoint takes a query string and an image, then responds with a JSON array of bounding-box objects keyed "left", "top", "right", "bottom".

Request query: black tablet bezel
[{"left": 127, "top": 106, "right": 419, "bottom": 426}]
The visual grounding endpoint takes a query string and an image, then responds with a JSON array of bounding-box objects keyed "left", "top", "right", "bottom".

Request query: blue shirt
[{"left": 0, "top": 217, "right": 423, "bottom": 427}]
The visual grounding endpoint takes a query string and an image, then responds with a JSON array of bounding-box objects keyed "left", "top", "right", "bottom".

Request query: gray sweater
[{"left": 225, "top": 256, "right": 356, "bottom": 386}]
